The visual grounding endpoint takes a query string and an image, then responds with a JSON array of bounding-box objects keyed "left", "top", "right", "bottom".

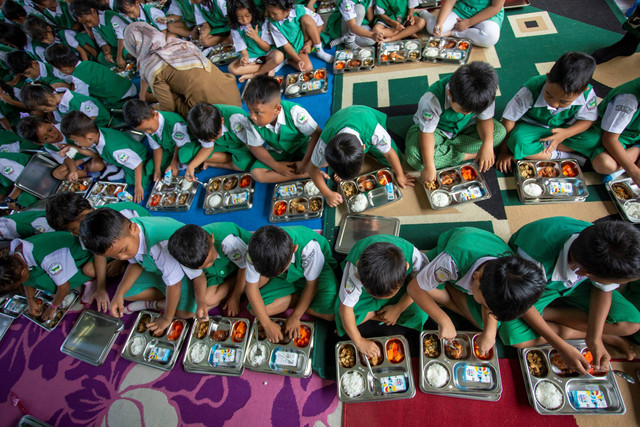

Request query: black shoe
[{"left": 592, "top": 32, "right": 640, "bottom": 64}]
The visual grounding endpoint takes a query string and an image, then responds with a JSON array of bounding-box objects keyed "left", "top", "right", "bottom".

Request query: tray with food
[
  {"left": 605, "top": 177, "right": 640, "bottom": 223},
  {"left": 182, "top": 316, "right": 250, "bottom": 376},
  {"left": 207, "top": 44, "right": 240, "bottom": 66},
  {"left": 1, "top": 294, "right": 28, "bottom": 318},
  {"left": 336, "top": 335, "right": 416, "bottom": 403},
  {"left": 422, "top": 162, "right": 490, "bottom": 210},
  {"left": 333, "top": 47, "right": 375, "bottom": 73},
  {"left": 146, "top": 175, "right": 198, "bottom": 211},
  {"left": 378, "top": 40, "right": 421, "bottom": 65},
  {"left": 338, "top": 168, "right": 403, "bottom": 214},
  {"left": 515, "top": 160, "right": 588, "bottom": 204},
  {"left": 316, "top": 0, "right": 336, "bottom": 13},
  {"left": 242, "top": 75, "right": 285, "bottom": 98},
  {"left": 203, "top": 173, "right": 254, "bottom": 215},
  {"left": 335, "top": 214, "right": 401, "bottom": 254},
  {"left": 422, "top": 36, "right": 471, "bottom": 64},
  {"left": 243, "top": 318, "right": 314, "bottom": 378},
  {"left": 60, "top": 309, "right": 123, "bottom": 366},
  {"left": 419, "top": 331, "right": 502, "bottom": 401},
  {"left": 23, "top": 289, "right": 80, "bottom": 332},
  {"left": 270, "top": 179, "right": 324, "bottom": 223},
  {"left": 56, "top": 177, "right": 94, "bottom": 196},
  {"left": 85, "top": 181, "right": 128, "bottom": 207},
  {"left": 284, "top": 68, "right": 328, "bottom": 98},
  {"left": 121, "top": 310, "right": 189, "bottom": 371},
  {"left": 518, "top": 340, "right": 625, "bottom": 415}
]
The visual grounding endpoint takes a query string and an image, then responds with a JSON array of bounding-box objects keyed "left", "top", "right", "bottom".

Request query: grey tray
[
  {"left": 339, "top": 168, "right": 403, "bottom": 214},
  {"left": 85, "top": 181, "right": 128, "bottom": 207},
  {"left": 335, "top": 214, "right": 400, "bottom": 254},
  {"left": 1, "top": 294, "right": 28, "bottom": 318},
  {"left": 333, "top": 47, "right": 375, "bottom": 73},
  {"left": 243, "top": 317, "right": 314, "bottom": 378},
  {"left": 419, "top": 331, "right": 502, "bottom": 401},
  {"left": 284, "top": 69, "right": 328, "bottom": 98},
  {"left": 182, "top": 316, "right": 250, "bottom": 376},
  {"left": 605, "top": 177, "right": 640, "bottom": 223},
  {"left": 515, "top": 159, "right": 588, "bottom": 204},
  {"left": 317, "top": 0, "right": 336, "bottom": 13},
  {"left": 518, "top": 340, "right": 625, "bottom": 415},
  {"left": 207, "top": 44, "right": 240, "bottom": 66},
  {"left": 60, "top": 309, "right": 123, "bottom": 366},
  {"left": 422, "top": 36, "right": 472, "bottom": 64},
  {"left": 120, "top": 310, "right": 189, "bottom": 371},
  {"left": 377, "top": 40, "right": 422, "bottom": 66},
  {"left": 270, "top": 179, "right": 324, "bottom": 223},
  {"left": 17, "top": 415, "right": 54, "bottom": 427},
  {"left": 203, "top": 173, "right": 255, "bottom": 215},
  {"left": 423, "top": 162, "right": 491, "bottom": 210},
  {"left": 14, "top": 153, "right": 61, "bottom": 199},
  {"left": 56, "top": 177, "right": 94, "bottom": 197},
  {"left": 0, "top": 312, "right": 13, "bottom": 342},
  {"left": 23, "top": 289, "right": 80, "bottom": 332},
  {"left": 336, "top": 335, "right": 416, "bottom": 403},
  {"left": 146, "top": 176, "right": 198, "bottom": 211}
]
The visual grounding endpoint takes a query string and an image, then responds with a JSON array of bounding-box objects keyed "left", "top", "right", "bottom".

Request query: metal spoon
[
  {"left": 364, "top": 355, "right": 382, "bottom": 396},
  {"left": 613, "top": 370, "right": 635, "bottom": 384},
  {"left": 253, "top": 321, "right": 263, "bottom": 360}
]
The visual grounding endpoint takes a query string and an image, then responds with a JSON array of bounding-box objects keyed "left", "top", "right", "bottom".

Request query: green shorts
[
  {"left": 178, "top": 141, "right": 255, "bottom": 171},
  {"left": 506, "top": 122, "right": 602, "bottom": 160},
  {"left": 124, "top": 270, "right": 197, "bottom": 314},
  {"left": 622, "top": 281, "right": 640, "bottom": 343}
]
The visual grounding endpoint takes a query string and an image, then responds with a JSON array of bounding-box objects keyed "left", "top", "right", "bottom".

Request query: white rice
[
  {"left": 248, "top": 343, "right": 267, "bottom": 366},
  {"left": 341, "top": 371, "right": 365, "bottom": 397},
  {"left": 350, "top": 194, "right": 368, "bottom": 212},
  {"left": 304, "top": 181, "right": 320, "bottom": 196},
  {"left": 523, "top": 182, "right": 543, "bottom": 197},
  {"left": 61, "top": 293, "right": 75, "bottom": 309},
  {"left": 431, "top": 192, "right": 451, "bottom": 207},
  {"left": 535, "top": 381, "right": 563, "bottom": 410},
  {"left": 180, "top": 180, "right": 193, "bottom": 191},
  {"left": 426, "top": 363, "right": 449, "bottom": 388},
  {"left": 130, "top": 336, "right": 146, "bottom": 356},
  {"left": 207, "top": 194, "right": 222, "bottom": 208},
  {"left": 624, "top": 201, "right": 640, "bottom": 219},
  {"left": 190, "top": 342, "right": 208, "bottom": 364}
]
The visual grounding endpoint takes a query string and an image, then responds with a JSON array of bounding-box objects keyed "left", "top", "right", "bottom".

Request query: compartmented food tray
[
  {"left": 85, "top": 181, "right": 127, "bottom": 207},
  {"left": 339, "top": 168, "right": 403, "bottom": 214},
  {"left": 203, "top": 173, "right": 254, "bottom": 215},
  {"left": 333, "top": 47, "right": 375, "bottom": 73},
  {"left": 270, "top": 179, "right": 324, "bottom": 223},
  {"left": 515, "top": 159, "right": 588, "bottom": 204},
  {"left": 121, "top": 310, "right": 189, "bottom": 371},
  {"left": 207, "top": 44, "right": 240, "bottom": 65},
  {"left": 183, "top": 316, "right": 250, "bottom": 376},
  {"left": 56, "top": 177, "right": 94, "bottom": 196},
  {"left": 244, "top": 317, "right": 314, "bottom": 378},
  {"left": 422, "top": 36, "right": 471, "bottom": 64},
  {"left": 0, "top": 312, "right": 13, "bottom": 342},
  {"left": 1, "top": 294, "right": 28, "bottom": 318},
  {"left": 15, "top": 153, "right": 61, "bottom": 199},
  {"left": 605, "top": 177, "right": 640, "bottom": 223},
  {"left": 146, "top": 176, "right": 198, "bottom": 211},
  {"left": 336, "top": 335, "right": 416, "bottom": 402},
  {"left": 423, "top": 162, "right": 491, "bottom": 210},
  {"left": 60, "top": 309, "right": 123, "bottom": 366},
  {"left": 378, "top": 40, "right": 422, "bottom": 65},
  {"left": 284, "top": 69, "right": 328, "bottom": 98},
  {"left": 317, "top": 0, "right": 337, "bottom": 13},
  {"left": 23, "top": 289, "right": 80, "bottom": 331},
  {"left": 335, "top": 214, "right": 401, "bottom": 254},
  {"left": 419, "top": 331, "right": 502, "bottom": 401},
  {"left": 518, "top": 340, "right": 625, "bottom": 415}
]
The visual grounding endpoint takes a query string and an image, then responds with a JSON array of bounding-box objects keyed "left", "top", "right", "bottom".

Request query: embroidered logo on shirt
[
  {"left": 615, "top": 105, "right": 633, "bottom": 115},
  {"left": 297, "top": 112, "right": 308, "bottom": 124},
  {"left": 84, "top": 104, "right": 93, "bottom": 112},
  {"left": 112, "top": 21, "right": 119, "bottom": 28},
  {"left": 301, "top": 248, "right": 315, "bottom": 269},
  {"left": 3, "top": 166, "right": 14, "bottom": 175},
  {"left": 34, "top": 225, "right": 46, "bottom": 233},
  {"left": 118, "top": 153, "right": 129, "bottom": 162},
  {"left": 0, "top": 146, "right": 9, "bottom": 152},
  {"left": 233, "top": 122, "right": 244, "bottom": 132},
  {"left": 173, "top": 131, "right": 185, "bottom": 141},
  {"left": 515, "top": 95, "right": 524, "bottom": 109},
  {"left": 230, "top": 250, "right": 241, "bottom": 261},
  {"left": 434, "top": 267, "right": 451, "bottom": 283},
  {"left": 587, "top": 96, "right": 597, "bottom": 111},
  {"left": 422, "top": 109, "right": 433, "bottom": 121},
  {"left": 345, "top": 3, "right": 352, "bottom": 11},
  {"left": 49, "top": 262, "right": 63, "bottom": 275},
  {"left": 345, "top": 276, "right": 356, "bottom": 294}
]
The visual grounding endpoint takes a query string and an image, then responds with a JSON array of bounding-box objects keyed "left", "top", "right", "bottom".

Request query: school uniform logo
[
  {"left": 345, "top": 276, "right": 356, "bottom": 294},
  {"left": 434, "top": 267, "right": 451, "bottom": 283},
  {"left": 112, "top": 21, "right": 120, "bottom": 28},
  {"left": 118, "top": 153, "right": 129, "bottom": 162},
  {"left": 3, "top": 166, "right": 14, "bottom": 175},
  {"left": 233, "top": 122, "right": 244, "bottom": 132},
  {"left": 173, "top": 131, "right": 185, "bottom": 141},
  {"left": 49, "top": 262, "right": 63, "bottom": 275},
  {"left": 586, "top": 96, "right": 597, "bottom": 111},
  {"left": 301, "top": 249, "right": 315, "bottom": 269},
  {"left": 0, "top": 146, "right": 9, "bottom": 152},
  {"left": 615, "top": 105, "right": 633, "bottom": 115},
  {"left": 344, "top": 2, "right": 352, "bottom": 11},
  {"left": 230, "top": 250, "right": 242, "bottom": 261},
  {"left": 84, "top": 104, "right": 93, "bottom": 112},
  {"left": 422, "top": 109, "right": 433, "bottom": 121},
  {"left": 296, "top": 112, "right": 308, "bottom": 124},
  {"left": 34, "top": 225, "right": 46, "bottom": 233}
]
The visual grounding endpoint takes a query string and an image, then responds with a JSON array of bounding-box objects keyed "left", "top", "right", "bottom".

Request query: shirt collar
[
  {"left": 152, "top": 112, "right": 165, "bottom": 138},
  {"left": 10, "top": 239, "right": 36, "bottom": 268},
  {"left": 38, "top": 61, "right": 48, "bottom": 78},
  {"left": 533, "top": 83, "right": 582, "bottom": 113},
  {"left": 279, "top": 8, "right": 297, "bottom": 23},
  {"left": 58, "top": 88, "right": 73, "bottom": 111},
  {"left": 444, "top": 82, "right": 452, "bottom": 110},
  {"left": 551, "top": 234, "right": 586, "bottom": 287},
  {"left": 95, "top": 130, "right": 106, "bottom": 154},
  {"left": 136, "top": 230, "right": 147, "bottom": 259},
  {"left": 265, "top": 108, "right": 287, "bottom": 132},
  {"left": 98, "top": 10, "right": 106, "bottom": 26}
]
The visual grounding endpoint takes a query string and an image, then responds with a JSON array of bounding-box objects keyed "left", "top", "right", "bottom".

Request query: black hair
[
  {"left": 20, "top": 84, "right": 57, "bottom": 110},
  {"left": 79, "top": 208, "right": 130, "bottom": 255},
  {"left": 448, "top": 61, "right": 497, "bottom": 114},
  {"left": 69, "top": 0, "right": 101, "bottom": 18},
  {"left": 324, "top": 133, "right": 364, "bottom": 180},
  {"left": 247, "top": 225, "right": 293, "bottom": 277},
  {"left": 114, "top": 0, "right": 137, "bottom": 14},
  {"left": 168, "top": 224, "right": 212, "bottom": 269},
  {"left": 547, "top": 52, "right": 596, "bottom": 95},
  {"left": 570, "top": 221, "right": 640, "bottom": 281},
  {"left": 227, "top": 0, "right": 262, "bottom": 30},
  {"left": 44, "top": 43, "right": 80, "bottom": 69},
  {"left": 242, "top": 74, "right": 282, "bottom": 106},
  {"left": 2, "top": 1, "right": 27, "bottom": 22},
  {"left": 0, "top": 254, "right": 24, "bottom": 294},
  {"left": 45, "top": 191, "right": 92, "bottom": 231},
  {"left": 61, "top": 110, "right": 98, "bottom": 138},
  {"left": 123, "top": 99, "right": 155, "bottom": 128},
  {"left": 187, "top": 103, "right": 222, "bottom": 141},
  {"left": 479, "top": 256, "right": 546, "bottom": 322},
  {"left": 17, "top": 116, "right": 50, "bottom": 143},
  {"left": 264, "top": 0, "right": 294, "bottom": 10},
  {"left": 0, "top": 23, "right": 27, "bottom": 50},
  {"left": 24, "top": 15, "right": 55, "bottom": 43},
  {"left": 357, "top": 242, "right": 406, "bottom": 298},
  {"left": 6, "top": 50, "right": 35, "bottom": 76}
]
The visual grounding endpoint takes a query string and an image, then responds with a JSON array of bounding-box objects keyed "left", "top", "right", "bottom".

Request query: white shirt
[
  {"left": 0, "top": 215, "right": 52, "bottom": 239},
  {"left": 311, "top": 125, "right": 392, "bottom": 168},
  {"left": 245, "top": 240, "right": 325, "bottom": 284},
  {"left": 94, "top": 130, "right": 143, "bottom": 171},
  {"left": 58, "top": 88, "right": 100, "bottom": 120},
  {"left": 137, "top": 5, "right": 167, "bottom": 31},
  {"left": 269, "top": 7, "right": 323, "bottom": 48},
  {"left": 194, "top": 0, "right": 228, "bottom": 26},
  {"left": 199, "top": 114, "right": 250, "bottom": 149},
  {"left": 416, "top": 252, "right": 497, "bottom": 294},
  {"left": 246, "top": 105, "right": 317, "bottom": 147},
  {"left": 93, "top": 11, "right": 129, "bottom": 46},
  {"left": 600, "top": 93, "right": 639, "bottom": 135},
  {"left": 131, "top": 235, "right": 200, "bottom": 286},
  {"left": 147, "top": 114, "right": 190, "bottom": 150},
  {"left": 0, "top": 158, "right": 24, "bottom": 182},
  {"left": 231, "top": 22, "right": 274, "bottom": 54},
  {"left": 189, "top": 234, "right": 249, "bottom": 276},
  {"left": 11, "top": 239, "right": 78, "bottom": 287}
]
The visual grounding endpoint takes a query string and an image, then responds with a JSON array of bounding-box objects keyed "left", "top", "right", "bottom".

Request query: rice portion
[
  {"left": 341, "top": 371, "right": 365, "bottom": 397},
  {"left": 535, "top": 380, "right": 564, "bottom": 410},
  {"left": 426, "top": 363, "right": 449, "bottom": 388}
]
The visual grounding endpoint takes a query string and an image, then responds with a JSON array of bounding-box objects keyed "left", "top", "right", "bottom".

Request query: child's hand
[
  {"left": 89, "top": 288, "right": 110, "bottom": 313},
  {"left": 475, "top": 144, "right": 495, "bottom": 172},
  {"left": 166, "top": 163, "right": 179, "bottom": 181},
  {"left": 433, "top": 25, "right": 442, "bottom": 36},
  {"left": 240, "top": 56, "right": 250, "bottom": 66},
  {"left": 475, "top": 331, "right": 496, "bottom": 357},
  {"left": 301, "top": 40, "right": 312, "bottom": 54},
  {"left": 110, "top": 295, "right": 125, "bottom": 318},
  {"left": 454, "top": 18, "right": 470, "bottom": 31},
  {"left": 325, "top": 190, "right": 343, "bottom": 207},
  {"left": 356, "top": 337, "right": 382, "bottom": 358},
  {"left": 376, "top": 304, "right": 402, "bottom": 325},
  {"left": 437, "top": 319, "right": 457, "bottom": 341},
  {"left": 264, "top": 319, "right": 284, "bottom": 343},
  {"left": 420, "top": 165, "right": 437, "bottom": 184},
  {"left": 496, "top": 151, "right": 514, "bottom": 173},
  {"left": 117, "top": 56, "right": 126, "bottom": 70},
  {"left": 134, "top": 184, "right": 144, "bottom": 203},
  {"left": 395, "top": 173, "right": 415, "bottom": 189},
  {"left": 222, "top": 294, "right": 240, "bottom": 317},
  {"left": 541, "top": 128, "right": 569, "bottom": 154},
  {"left": 28, "top": 299, "right": 41, "bottom": 317},
  {"left": 104, "top": 52, "right": 115, "bottom": 64},
  {"left": 246, "top": 25, "right": 260, "bottom": 41},
  {"left": 68, "top": 171, "right": 79, "bottom": 182},
  {"left": 149, "top": 316, "right": 172, "bottom": 336},
  {"left": 392, "top": 20, "right": 404, "bottom": 32},
  {"left": 406, "top": 16, "right": 415, "bottom": 26},
  {"left": 373, "top": 31, "right": 385, "bottom": 43},
  {"left": 185, "top": 165, "right": 197, "bottom": 182},
  {"left": 196, "top": 301, "right": 209, "bottom": 322},
  {"left": 274, "top": 161, "right": 296, "bottom": 178},
  {"left": 153, "top": 168, "right": 162, "bottom": 182},
  {"left": 42, "top": 305, "right": 56, "bottom": 322},
  {"left": 57, "top": 145, "right": 71, "bottom": 157},
  {"left": 285, "top": 316, "right": 301, "bottom": 339},
  {"left": 298, "top": 61, "right": 307, "bottom": 72},
  {"left": 557, "top": 343, "right": 590, "bottom": 375},
  {"left": 586, "top": 338, "right": 611, "bottom": 371}
]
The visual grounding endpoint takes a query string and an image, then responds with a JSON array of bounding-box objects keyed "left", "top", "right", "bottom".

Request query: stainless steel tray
[
  {"left": 56, "top": 177, "right": 94, "bottom": 197},
  {"left": 243, "top": 317, "right": 314, "bottom": 378},
  {"left": 0, "top": 312, "right": 13, "bottom": 342},
  {"left": 60, "top": 309, "right": 123, "bottom": 366},
  {"left": 605, "top": 177, "right": 640, "bottom": 223},
  {"left": 182, "top": 316, "right": 250, "bottom": 376},
  {"left": 120, "top": 310, "right": 189, "bottom": 371},
  {"left": 419, "top": 330, "right": 502, "bottom": 401},
  {"left": 317, "top": 0, "right": 336, "bottom": 13},
  {"left": 333, "top": 47, "right": 375, "bottom": 73},
  {"left": 14, "top": 153, "right": 61, "bottom": 199},
  {"left": 0, "top": 294, "right": 28, "bottom": 318},
  {"left": 515, "top": 159, "right": 588, "bottom": 204},
  {"left": 85, "top": 181, "right": 128, "bottom": 207},
  {"left": 17, "top": 415, "right": 54, "bottom": 427},
  {"left": 335, "top": 214, "right": 400, "bottom": 254},
  {"left": 146, "top": 176, "right": 198, "bottom": 211},
  {"left": 338, "top": 168, "right": 403, "bottom": 214},
  {"left": 422, "top": 36, "right": 471, "bottom": 64},
  {"left": 518, "top": 340, "right": 625, "bottom": 415},
  {"left": 377, "top": 40, "right": 422, "bottom": 65},
  {"left": 422, "top": 162, "right": 491, "bottom": 210},
  {"left": 207, "top": 44, "right": 240, "bottom": 66},
  {"left": 203, "top": 173, "right": 255, "bottom": 215},
  {"left": 284, "top": 68, "right": 328, "bottom": 98},
  {"left": 335, "top": 335, "right": 416, "bottom": 403},
  {"left": 23, "top": 289, "right": 80, "bottom": 332},
  {"left": 270, "top": 179, "right": 324, "bottom": 223}
]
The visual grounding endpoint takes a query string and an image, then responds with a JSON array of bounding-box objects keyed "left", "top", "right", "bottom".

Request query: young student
[
  {"left": 243, "top": 75, "right": 320, "bottom": 183},
  {"left": 227, "top": 0, "right": 285, "bottom": 83},
  {"left": 2, "top": 0, "right": 28, "bottom": 27},
  {"left": 265, "top": 0, "right": 333, "bottom": 72},
  {"left": 0, "top": 127, "right": 40, "bottom": 153},
  {"left": 45, "top": 43, "right": 138, "bottom": 109},
  {"left": 500, "top": 217, "right": 640, "bottom": 373},
  {"left": 337, "top": 235, "right": 428, "bottom": 357},
  {"left": 309, "top": 104, "right": 414, "bottom": 207},
  {"left": 115, "top": 0, "right": 168, "bottom": 34},
  {"left": 165, "top": 0, "right": 198, "bottom": 39},
  {"left": 183, "top": 102, "right": 255, "bottom": 179},
  {"left": 31, "top": 0, "right": 81, "bottom": 31},
  {"left": 168, "top": 223, "right": 252, "bottom": 318},
  {"left": 79, "top": 209, "right": 199, "bottom": 335},
  {"left": 496, "top": 52, "right": 600, "bottom": 173},
  {"left": 371, "top": 0, "right": 425, "bottom": 43},
  {"left": 0, "top": 210, "right": 54, "bottom": 240},
  {"left": 407, "top": 227, "right": 545, "bottom": 356},
  {"left": 191, "top": 0, "right": 231, "bottom": 48},
  {"left": 0, "top": 231, "right": 95, "bottom": 321},
  {"left": 61, "top": 110, "right": 151, "bottom": 202},
  {"left": 6, "top": 51, "right": 70, "bottom": 89},
  {"left": 0, "top": 152, "right": 39, "bottom": 209},
  {"left": 420, "top": 0, "right": 505, "bottom": 47},
  {"left": 322, "top": 0, "right": 381, "bottom": 49},
  {"left": 245, "top": 225, "right": 338, "bottom": 342},
  {"left": 123, "top": 100, "right": 190, "bottom": 182},
  {"left": 404, "top": 61, "right": 504, "bottom": 183},
  {"left": 24, "top": 14, "right": 97, "bottom": 62}
]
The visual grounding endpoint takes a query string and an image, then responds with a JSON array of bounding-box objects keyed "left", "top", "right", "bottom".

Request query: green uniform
[
  {"left": 92, "top": 10, "right": 129, "bottom": 54},
  {"left": 375, "top": 0, "right": 415, "bottom": 23},
  {"left": 41, "top": 2, "right": 77, "bottom": 30},
  {"left": 57, "top": 89, "right": 112, "bottom": 127},
  {"left": 0, "top": 210, "right": 53, "bottom": 239},
  {"left": 452, "top": 0, "right": 504, "bottom": 26},
  {"left": 0, "top": 129, "right": 39, "bottom": 153},
  {"left": 169, "top": 0, "right": 196, "bottom": 26},
  {"left": 108, "top": 201, "right": 151, "bottom": 218},
  {"left": 195, "top": 0, "right": 230, "bottom": 34},
  {"left": 232, "top": 23, "right": 271, "bottom": 58},
  {"left": 622, "top": 280, "right": 640, "bottom": 343},
  {"left": 322, "top": 0, "right": 374, "bottom": 43},
  {"left": 71, "top": 61, "right": 135, "bottom": 108},
  {"left": 32, "top": 61, "right": 66, "bottom": 87},
  {"left": 269, "top": 4, "right": 307, "bottom": 53},
  {"left": 144, "top": 111, "right": 191, "bottom": 175},
  {"left": 0, "top": 152, "right": 38, "bottom": 207},
  {"left": 94, "top": 128, "right": 151, "bottom": 187},
  {"left": 200, "top": 222, "right": 252, "bottom": 287}
]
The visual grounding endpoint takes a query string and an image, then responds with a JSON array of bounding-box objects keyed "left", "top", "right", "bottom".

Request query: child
[
  {"left": 500, "top": 217, "right": 640, "bottom": 373},
  {"left": 31, "top": 0, "right": 81, "bottom": 31},
  {"left": 590, "top": 77, "right": 640, "bottom": 183},
  {"left": 265, "top": 0, "right": 333, "bottom": 71},
  {"left": 246, "top": 225, "right": 338, "bottom": 342},
  {"left": 336, "top": 235, "right": 428, "bottom": 357},
  {"left": 0, "top": 210, "right": 54, "bottom": 239},
  {"left": 227, "top": 0, "right": 284, "bottom": 82},
  {"left": 309, "top": 104, "right": 414, "bottom": 207},
  {"left": 6, "top": 51, "right": 70, "bottom": 89},
  {"left": 115, "top": 0, "right": 168, "bottom": 34},
  {"left": 168, "top": 222, "right": 252, "bottom": 318},
  {"left": 45, "top": 43, "right": 138, "bottom": 109},
  {"left": 61, "top": 110, "right": 150, "bottom": 202},
  {"left": 0, "top": 128, "right": 41, "bottom": 153},
  {"left": 79, "top": 209, "right": 199, "bottom": 334},
  {"left": 183, "top": 102, "right": 255, "bottom": 179},
  {"left": 407, "top": 227, "right": 545, "bottom": 356},
  {"left": 24, "top": 14, "right": 97, "bottom": 63},
  {"left": 0, "top": 152, "right": 39, "bottom": 209},
  {"left": 371, "top": 0, "right": 425, "bottom": 43},
  {"left": 0, "top": 231, "right": 94, "bottom": 321},
  {"left": 2, "top": 1, "right": 28, "bottom": 27},
  {"left": 123, "top": 100, "right": 190, "bottom": 182},
  {"left": 243, "top": 75, "right": 320, "bottom": 183},
  {"left": 191, "top": 0, "right": 231, "bottom": 48},
  {"left": 404, "top": 61, "right": 504, "bottom": 183},
  {"left": 165, "top": 0, "right": 198, "bottom": 39},
  {"left": 420, "top": 0, "right": 505, "bottom": 47},
  {"left": 322, "top": 0, "right": 381, "bottom": 49},
  {"left": 496, "top": 52, "right": 600, "bottom": 173}
]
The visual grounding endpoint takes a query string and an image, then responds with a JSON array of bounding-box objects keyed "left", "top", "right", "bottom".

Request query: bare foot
[
  {"left": 603, "top": 335, "right": 637, "bottom": 361},
  {"left": 238, "top": 73, "right": 255, "bottom": 83}
]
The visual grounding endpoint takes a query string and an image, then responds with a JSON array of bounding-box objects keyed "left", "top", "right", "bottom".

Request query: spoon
[
  {"left": 364, "top": 355, "right": 382, "bottom": 396},
  {"left": 253, "top": 321, "right": 263, "bottom": 360},
  {"left": 613, "top": 370, "right": 635, "bottom": 384}
]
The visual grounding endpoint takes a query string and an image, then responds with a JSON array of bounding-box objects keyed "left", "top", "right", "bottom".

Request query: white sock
[
  {"left": 314, "top": 45, "right": 333, "bottom": 63},
  {"left": 124, "top": 300, "right": 157, "bottom": 314}
]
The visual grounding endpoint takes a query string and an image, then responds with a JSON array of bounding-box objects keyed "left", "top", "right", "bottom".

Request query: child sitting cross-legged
[
  {"left": 23, "top": 14, "right": 97, "bottom": 63},
  {"left": 115, "top": 0, "right": 169, "bottom": 35},
  {"left": 371, "top": 0, "right": 425, "bottom": 43}
]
